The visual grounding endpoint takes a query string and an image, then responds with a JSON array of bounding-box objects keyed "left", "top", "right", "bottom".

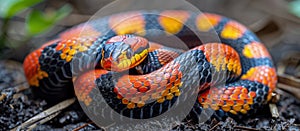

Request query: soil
[{"left": 0, "top": 70, "right": 299, "bottom": 130}]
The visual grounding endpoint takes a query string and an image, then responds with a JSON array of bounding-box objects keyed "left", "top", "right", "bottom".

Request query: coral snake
[{"left": 23, "top": 10, "right": 277, "bottom": 120}]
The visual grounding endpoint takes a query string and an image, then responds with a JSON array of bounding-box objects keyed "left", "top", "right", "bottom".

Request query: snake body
[{"left": 23, "top": 10, "right": 277, "bottom": 120}]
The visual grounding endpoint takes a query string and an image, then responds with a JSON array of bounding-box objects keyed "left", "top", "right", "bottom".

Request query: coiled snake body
[{"left": 23, "top": 10, "right": 277, "bottom": 120}]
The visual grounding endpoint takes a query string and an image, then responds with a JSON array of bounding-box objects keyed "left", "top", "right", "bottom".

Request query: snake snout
[
  {"left": 112, "top": 43, "right": 131, "bottom": 61},
  {"left": 101, "top": 42, "right": 128, "bottom": 71},
  {"left": 101, "top": 35, "right": 149, "bottom": 71}
]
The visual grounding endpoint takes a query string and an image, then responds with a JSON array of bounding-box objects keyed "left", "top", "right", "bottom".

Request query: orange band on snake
[{"left": 23, "top": 10, "right": 277, "bottom": 120}]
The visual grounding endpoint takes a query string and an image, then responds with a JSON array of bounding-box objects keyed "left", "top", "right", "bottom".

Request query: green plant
[
  {"left": 289, "top": 0, "right": 300, "bottom": 18},
  {"left": 0, "top": 0, "right": 72, "bottom": 57}
]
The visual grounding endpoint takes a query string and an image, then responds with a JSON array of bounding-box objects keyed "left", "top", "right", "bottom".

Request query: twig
[
  {"left": 209, "top": 121, "right": 220, "bottom": 131},
  {"left": 234, "top": 126, "right": 260, "bottom": 131},
  {"left": 270, "top": 92, "right": 280, "bottom": 104},
  {"left": 72, "top": 121, "right": 94, "bottom": 131},
  {"left": 277, "top": 63, "right": 300, "bottom": 88},
  {"left": 277, "top": 83, "right": 300, "bottom": 99},
  {"left": 0, "top": 82, "right": 29, "bottom": 102},
  {"left": 269, "top": 104, "right": 280, "bottom": 118},
  {"left": 26, "top": 111, "right": 61, "bottom": 131},
  {"left": 13, "top": 82, "right": 30, "bottom": 93},
  {"left": 278, "top": 75, "right": 300, "bottom": 89},
  {"left": 0, "top": 93, "right": 7, "bottom": 101},
  {"left": 12, "top": 97, "right": 76, "bottom": 131}
]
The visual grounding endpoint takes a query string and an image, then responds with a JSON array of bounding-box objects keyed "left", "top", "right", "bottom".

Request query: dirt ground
[{"left": 0, "top": 80, "right": 299, "bottom": 130}]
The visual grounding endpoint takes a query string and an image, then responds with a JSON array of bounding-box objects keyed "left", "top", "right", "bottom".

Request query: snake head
[{"left": 101, "top": 35, "right": 149, "bottom": 71}]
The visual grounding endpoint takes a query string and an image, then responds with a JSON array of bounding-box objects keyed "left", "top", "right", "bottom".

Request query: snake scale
[{"left": 23, "top": 10, "right": 277, "bottom": 120}]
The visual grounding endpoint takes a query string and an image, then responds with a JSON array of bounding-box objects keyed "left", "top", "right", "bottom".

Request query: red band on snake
[{"left": 23, "top": 10, "right": 277, "bottom": 120}]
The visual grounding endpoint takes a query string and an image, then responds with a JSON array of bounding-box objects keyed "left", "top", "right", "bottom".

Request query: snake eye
[{"left": 126, "top": 50, "right": 133, "bottom": 58}]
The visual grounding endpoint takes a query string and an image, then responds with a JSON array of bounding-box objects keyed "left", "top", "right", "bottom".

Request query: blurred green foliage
[
  {"left": 0, "top": 0, "right": 42, "bottom": 19},
  {"left": 26, "top": 5, "right": 72, "bottom": 36},
  {"left": 0, "top": 0, "right": 72, "bottom": 57},
  {"left": 289, "top": 0, "right": 300, "bottom": 18}
]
